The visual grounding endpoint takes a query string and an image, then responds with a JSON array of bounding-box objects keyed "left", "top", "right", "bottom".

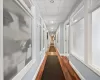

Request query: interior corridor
[
  {"left": 1, "top": 0, "right": 100, "bottom": 80},
  {"left": 36, "top": 42, "right": 80, "bottom": 80}
]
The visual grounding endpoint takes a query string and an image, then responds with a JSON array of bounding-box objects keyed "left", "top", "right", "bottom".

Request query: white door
[{"left": 64, "top": 24, "right": 69, "bottom": 56}]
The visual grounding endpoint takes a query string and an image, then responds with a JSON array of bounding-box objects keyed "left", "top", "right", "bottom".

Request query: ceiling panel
[
  {"left": 46, "top": 7, "right": 59, "bottom": 15},
  {"left": 60, "top": 0, "right": 77, "bottom": 8},
  {"left": 35, "top": 0, "right": 82, "bottom": 32},
  {"left": 37, "top": 1, "right": 45, "bottom": 8},
  {"left": 39, "top": 8, "right": 47, "bottom": 14}
]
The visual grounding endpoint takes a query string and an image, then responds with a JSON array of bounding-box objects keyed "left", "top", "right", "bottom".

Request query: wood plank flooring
[
  {"left": 41, "top": 55, "right": 65, "bottom": 80},
  {"left": 36, "top": 45, "right": 80, "bottom": 80}
]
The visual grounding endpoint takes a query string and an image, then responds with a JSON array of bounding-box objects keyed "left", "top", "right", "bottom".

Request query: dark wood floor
[
  {"left": 36, "top": 45, "right": 80, "bottom": 80},
  {"left": 41, "top": 55, "right": 65, "bottom": 80}
]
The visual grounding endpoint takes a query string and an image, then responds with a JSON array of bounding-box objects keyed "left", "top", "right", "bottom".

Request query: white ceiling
[
  {"left": 34, "top": 0, "right": 82, "bottom": 34},
  {"left": 35, "top": 0, "right": 81, "bottom": 23}
]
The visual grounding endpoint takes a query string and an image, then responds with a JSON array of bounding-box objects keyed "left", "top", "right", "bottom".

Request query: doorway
[{"left": 64, "top": 24, "right": 69, "bottom": 56}]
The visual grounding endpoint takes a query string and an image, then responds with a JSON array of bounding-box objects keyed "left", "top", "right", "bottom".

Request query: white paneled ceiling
[{"left": 34, "top": 0, "right": 82, "bottom": 34}]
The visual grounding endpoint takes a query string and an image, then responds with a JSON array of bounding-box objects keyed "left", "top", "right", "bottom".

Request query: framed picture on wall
[{"left": 3, "top": 0, "right": 33, "bottom": 80}]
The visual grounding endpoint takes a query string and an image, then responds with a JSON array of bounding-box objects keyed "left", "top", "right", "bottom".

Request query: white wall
[
  {"left": 71, "top": 18, "right": 84, "bottom": 61},
  {"left": 92, "top": 7, "right": 100, "bottom": 68},
  {"left": 56, "top": 23, "right": 64, "bottom": 54},
  {"left": 63, "top": 0, "right": 100, "bottom": 80},
  {"left": 56, "top": 26, "right": 60, "bottom": 51}
]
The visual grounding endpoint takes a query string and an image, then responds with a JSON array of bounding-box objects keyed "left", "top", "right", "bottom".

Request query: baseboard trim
[
  {"left": 60, "top": 53, "right": 65, "bottom": 56},
  {"left": 32, "top": 54, "right": 45, "bottom": 80},
  {"left": 12, "top": 59, "right": 36, "bottom": 80},
  {"left": 60, "top": 52, "right": 85, "bottom": 79},
  {"left": 69, "top": 61, "right": 86, "bottom": 80},
  {"left": 60, "top": 53, "right": 70, "bottom": 57}
]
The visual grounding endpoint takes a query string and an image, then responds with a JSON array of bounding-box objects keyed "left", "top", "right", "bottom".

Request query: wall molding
[
  {"left": 32, "top": 53, "right": 45, "bottom": 80},
  {"left": 69, "top": 61, "right": 85, "bottom": 80},
  {"left": 12, "top": 59, "right": 36, "bottom": 80},
  {"left": 60, "top": 53, "right": 65, "bottom": 56},
  {"left": 0, "top": 0, "right": 3, "bottom": 80},
  {"left": 60, "top": 53, "right": 70, "bottom": 57},
  {"left": 70, "top": 51, "right": 100, "bottom": 77},
  {"left": 70, "top": 51, "right": 100, "bottom": 76},
  {"left": 14, "top": 0, "right": 34, "bottom": 18}
]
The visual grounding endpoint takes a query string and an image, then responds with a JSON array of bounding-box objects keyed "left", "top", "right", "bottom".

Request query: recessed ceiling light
[
  {"left": 51, "top": 27, "right": 53, "bottom": 29},
  {"left": 74, "top": 19, "right": 78, "bottom": 22},
  {"left": 51, "top": 21, "right": 54, "bottom": 24},
  {"left": 50, "top": 0, "right": 54, "bottom": 3}
]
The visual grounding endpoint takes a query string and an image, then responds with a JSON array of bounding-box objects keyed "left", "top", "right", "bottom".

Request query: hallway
[
  {"left": 1, "top": 0, "right": 100, "bottom": 80},
  {"left": 36, "top": 44, "right": 80, "bottom": 80}
]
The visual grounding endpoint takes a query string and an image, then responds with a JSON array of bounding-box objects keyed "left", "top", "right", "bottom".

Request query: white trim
[
  {"left": 70, "top": 1, "right": 84, "bottom": 20},
  {"left": 71, "top": 6, "right": 84, "bottom": 25},
  {"left": 64, "top": 24, "right": 69, "bottom": 55},
  {"left": 12, "top": 60, "right": 36, "bottom": 80},
  {"left": 71, "top": 51, "right": 100, "bottom": 76},
  {"left": 65, "top": 54, "right": 70, "bottom": 57},
  {"left": 60, "top": 53, "right": 70, "bottom": 58},
  {"left": 71, "top": 51, "right": 84, "bottom": 63},
  {"left": 90, "top": 0, "right": 100, "bottom": 12},
  {"left": 0, "top": 0, "right": 3, "bottom": 80},
  {"left": 88, "top": 64, "right": 100, "bottom": 76},
  {"left": 60, "top": 53, "right": 65, "bottom": 56},
  {"left": 14, "top": 0, "right": 33, "bottom": 18},
  {"left": 60, "top": 52, "right": 85, "bottom": 79},
  {"left": 71, "top": 17, "right": 84, "bottom": 26},
  {"left": 64, "top": 24, "right": 66, "bottom": 55},
  {"left": 31, "top": 6, "right": 36, "bottom": 60},
  {"left": 32, "top": 54, "right": 45, "bottom": 80},
  {"left": 69, "top": 61, "right": 85, "bottom": 80},
  {"left": 69, "top": 0, "right": 100, "bottom": 77}
]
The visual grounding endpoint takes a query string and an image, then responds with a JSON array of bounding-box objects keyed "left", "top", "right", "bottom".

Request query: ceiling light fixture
[
  {"left": 51, "top": 21, "right": 54, "bottom": 24},
  {"left": 74, "top": 19, "right": 78, "bottom": 22},
  {"left": 51, "top": 27, "right": 54, "bottom": 29},
  {"left": 50, "top": 0, "right": 54, "bottom": 3}
]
